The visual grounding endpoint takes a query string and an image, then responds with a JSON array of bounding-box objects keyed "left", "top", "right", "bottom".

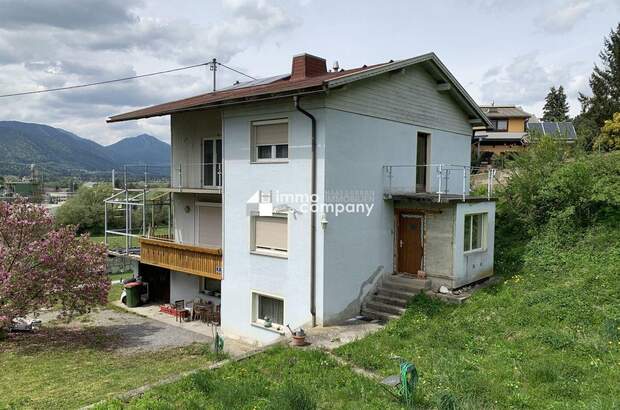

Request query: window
[
  {"left": 251, "top": 214, "right": 288, "bottom": 256},
  {"left": 252, "top": 293, "right": 284, "bottom": 326},
  {"left": 491, "top": 119, "right": 508, "bottom": 132},
  {"left": 251, "top": 119, "right": 288, "bottom": 162},
  {"left": 464, "top": 213, "right": 487, "bottom": 252},
  {"left": 201, "top": 278, "right": 221, "bottom": 294},
  {"left": 202, "top": 138, "right": 222, "bottom": 187}
]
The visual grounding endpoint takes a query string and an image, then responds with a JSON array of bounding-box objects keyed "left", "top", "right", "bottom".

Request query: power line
[
  {"left": 0, "top": 60, "right": 257, "bottom": 98},
  {"left": 217, "top": 62, "right": 257, "bottom": 80},
  {"left": 0, "top": 62, "right": 210, "bottom": 98}
]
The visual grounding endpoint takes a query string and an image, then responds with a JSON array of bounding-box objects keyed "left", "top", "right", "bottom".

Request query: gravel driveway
[{"left": 33, "top": 308, "right": 212, "bottom": 354}]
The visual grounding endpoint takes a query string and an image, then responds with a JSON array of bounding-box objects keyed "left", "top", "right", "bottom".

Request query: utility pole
[{"left": 210, "top": 58, "right": 217, "bottom": 92}]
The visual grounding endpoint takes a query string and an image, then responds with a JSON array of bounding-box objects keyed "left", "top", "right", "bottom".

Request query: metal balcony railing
[
  {"left": 171, "top": 162, "right": 222, "bottom": 190},
  {"left": 383, "top": 164, "right": 496, "bottom": 201}
]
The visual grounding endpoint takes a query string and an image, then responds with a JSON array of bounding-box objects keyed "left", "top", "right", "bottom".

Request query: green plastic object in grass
[
  {"left": 398, "top": 360, "right": 418, "bottom": 407},
  {"left": 214, "top": 330, "right": 224, "bottom": 355},
  {"left": 381, "top": 356, "right": 418, "bottom": 407}
]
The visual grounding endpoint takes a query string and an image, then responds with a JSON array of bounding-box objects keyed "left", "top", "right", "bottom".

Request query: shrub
[{"left": 498, "top": 138, "right": 620, "bottom": 237}]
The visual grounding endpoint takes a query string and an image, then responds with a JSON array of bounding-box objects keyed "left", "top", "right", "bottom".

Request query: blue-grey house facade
[{"left": 107, "top": 52, "right": 496, "bottom": 345}]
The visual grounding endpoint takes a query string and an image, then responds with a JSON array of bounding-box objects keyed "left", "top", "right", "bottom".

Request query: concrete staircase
[{"left": 361, "top": 274, "right": 431, "bottom": 321}]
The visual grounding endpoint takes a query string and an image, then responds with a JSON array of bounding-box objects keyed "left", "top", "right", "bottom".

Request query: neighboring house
[
  {"left": 474, "top": 105, "right": 577, "bottom": 160},
  {"left": 474, "top": 105, "right": 531, "bottom": 157},
  {"left": 106, "top": 52, "right": 496, "bottom": 345}
]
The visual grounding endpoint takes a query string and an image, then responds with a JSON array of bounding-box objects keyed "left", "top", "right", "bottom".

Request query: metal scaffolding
[{"left": 103, "top": 166, "right": 172, "bottom": 258}]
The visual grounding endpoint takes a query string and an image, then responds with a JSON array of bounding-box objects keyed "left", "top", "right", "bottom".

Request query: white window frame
[
  {"left": 251, "top": 291, "right": 285, "bottom": 333},
  {"left": 250, "top": 213, "right": 288, "bottom": 258},
  {"left": 464, "top": 212, "right": 488, "bottom": 253},
  {"left": 201, "top": 137, "right": 222, "bottom": 187},
  {"left": 251, "top": 118, "right": 289, "bottom": 163}
]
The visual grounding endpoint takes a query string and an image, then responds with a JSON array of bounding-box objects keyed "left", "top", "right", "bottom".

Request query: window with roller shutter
[
  {"left": 251, "top": 119, "right": 288, "bottom": 162},
  {"left": 251, "top": 214, "right": 288, "bottom": 256}
]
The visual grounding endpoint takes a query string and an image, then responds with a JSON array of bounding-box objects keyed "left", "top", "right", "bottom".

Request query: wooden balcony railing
[{"left": 139, "top": 237, "right": 222, "bottom": 280}]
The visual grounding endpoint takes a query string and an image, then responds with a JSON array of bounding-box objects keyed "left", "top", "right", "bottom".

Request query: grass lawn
[
  {"left": 335, "top": 226, "right": 620, "bottom": 408},
  {"left": 91, "top": 234, "right": 139, "bottom": 250},
  {"left": 0, "top": 285, "right": 220, "bottom": 410},
  {"left": 90, "top": 227, "right": 169, "bottom": 250},
  {"left": 96, "top": 346, "right": 402, "bottom": 410}
]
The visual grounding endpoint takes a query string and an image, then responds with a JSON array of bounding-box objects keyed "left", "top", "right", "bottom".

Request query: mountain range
[{"left": 0, "top": 121, "right": 170, "bottom": 179}]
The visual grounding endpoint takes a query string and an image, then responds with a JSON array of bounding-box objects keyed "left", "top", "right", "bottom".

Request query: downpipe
[{"left": 294, "top": 95, "right": 317, "bottom": 328}]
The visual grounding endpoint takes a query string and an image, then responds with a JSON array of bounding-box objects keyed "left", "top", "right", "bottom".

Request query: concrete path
[{"left": 302, "top": 316, "right": 385, "bottom": 350}]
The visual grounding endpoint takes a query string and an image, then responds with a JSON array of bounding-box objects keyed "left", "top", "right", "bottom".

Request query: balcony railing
[
  {"left": 139, "top": 237, "right": 222, "bottom": 280},
  {"left": 171, "top": 162, "right": 222, "bottom": 190},
  {"left": 383, "top": 164, "right": 496, "bottom": 201}
]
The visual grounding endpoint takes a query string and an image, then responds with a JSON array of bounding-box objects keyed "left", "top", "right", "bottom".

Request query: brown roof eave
[{"left": 106, "top": 86, "right": 328, "bottom": 123}]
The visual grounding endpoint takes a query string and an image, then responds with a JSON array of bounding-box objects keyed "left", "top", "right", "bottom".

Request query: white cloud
[
  {"left": 0, "top": 0, "right": 297, "bottom": 145},
  {"left": 479, "top": 52, "right": 589, "bottom": 117},
  {"left": 536, "top": 0, "right": 605, "bottom": 34}
]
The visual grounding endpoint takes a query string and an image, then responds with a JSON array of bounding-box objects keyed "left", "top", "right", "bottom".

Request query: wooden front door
[{"left": 398, "top": 214, "right": 423, "bottom": 274}]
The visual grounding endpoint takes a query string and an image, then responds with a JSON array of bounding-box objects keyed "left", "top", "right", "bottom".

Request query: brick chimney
[{"left": 290, "top": 53, "right": 327, "bottom": 81}]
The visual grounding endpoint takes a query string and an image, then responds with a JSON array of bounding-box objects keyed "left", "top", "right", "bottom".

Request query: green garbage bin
[{"left": 125, "top": 282, "right": 142, "bottom": 307}]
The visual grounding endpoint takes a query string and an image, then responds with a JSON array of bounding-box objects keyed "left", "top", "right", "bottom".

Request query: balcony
[
  {"left": 167, "top": 162, "right": 222, "bottom": 193},
  {"left": 139, "top": 237, "right": 222, "bottom": 280},
  {"left": 383, "top": 164, "right": 496, "bottom": 202}
]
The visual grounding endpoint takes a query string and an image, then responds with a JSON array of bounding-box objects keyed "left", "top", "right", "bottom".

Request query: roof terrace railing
[
  {"left": 171, "top": 162, "right": 222, "bottom": 190},
  {"left": 383, "top": 164, "right": 496, "bottom": 202}
]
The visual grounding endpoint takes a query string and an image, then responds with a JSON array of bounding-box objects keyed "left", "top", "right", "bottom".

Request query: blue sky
[{"left": 0, "top": 0, "right": 618, "bottom": 144}]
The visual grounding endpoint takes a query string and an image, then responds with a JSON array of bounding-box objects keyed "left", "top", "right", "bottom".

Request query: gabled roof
[
  {"left": 479, "top": 105, "right": 531, "bottom": 118},
  {"left": 107, "top": 53, "right": 491, "bottom": 128}
]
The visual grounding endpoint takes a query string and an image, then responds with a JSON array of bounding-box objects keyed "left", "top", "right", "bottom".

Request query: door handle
[{"left": 399, "top": 239, "right": 404, "bottom": 248}]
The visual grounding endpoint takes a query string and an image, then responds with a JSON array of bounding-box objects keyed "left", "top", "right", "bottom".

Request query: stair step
[
  {"left": 384, "top": 275, "right": 431, "bottom": 289},
  {"left": 380, "top": 281, "right": 425, "bottom": 294},
  {"left": 364, "top": 301, "right": 406, "bottom": 316},
  {"left": 372, "top": 294, "right": 409, "bottom": 308},
  {"left": 375, "top": 286, "right": 420, "bottom": 301},
  {"left": 361, "top": 308, "right": 399, "bottom": 322}
]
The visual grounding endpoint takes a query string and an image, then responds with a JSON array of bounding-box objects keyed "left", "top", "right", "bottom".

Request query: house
[
  {"left": 474, "top": 105, "right": 577, "bottom": 161},
  {"left": 473, "top": 105, "right": 531, "bottom": 158},
  {"left": 106, "top": 52, "right": 496, "bottom": 345}
]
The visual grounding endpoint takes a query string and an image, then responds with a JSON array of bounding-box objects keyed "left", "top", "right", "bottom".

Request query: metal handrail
[
  {"left": 383, "top": 164, "right": 496, "bottom": 202},
  {"left": 173, "top": 162, "right": 223, "bottom": 189}
]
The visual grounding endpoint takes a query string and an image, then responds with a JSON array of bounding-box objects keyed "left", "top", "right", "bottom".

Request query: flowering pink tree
[{"left": 0, "top": 199, "right": 109, "bottom": 332}]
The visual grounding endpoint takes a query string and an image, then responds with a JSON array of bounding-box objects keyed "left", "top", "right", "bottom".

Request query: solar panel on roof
[
  {"left": 542, "top": 122, "right": 560, "bottom": 135},
  {"left": 558, "top": 122, "right": 577, "bottom": 139},
  {"left": 218, "top": 74, "right": 290, "bottom": 91},
  {"left": 527, "top": 122, "right": 544, "bottom": 134}
]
